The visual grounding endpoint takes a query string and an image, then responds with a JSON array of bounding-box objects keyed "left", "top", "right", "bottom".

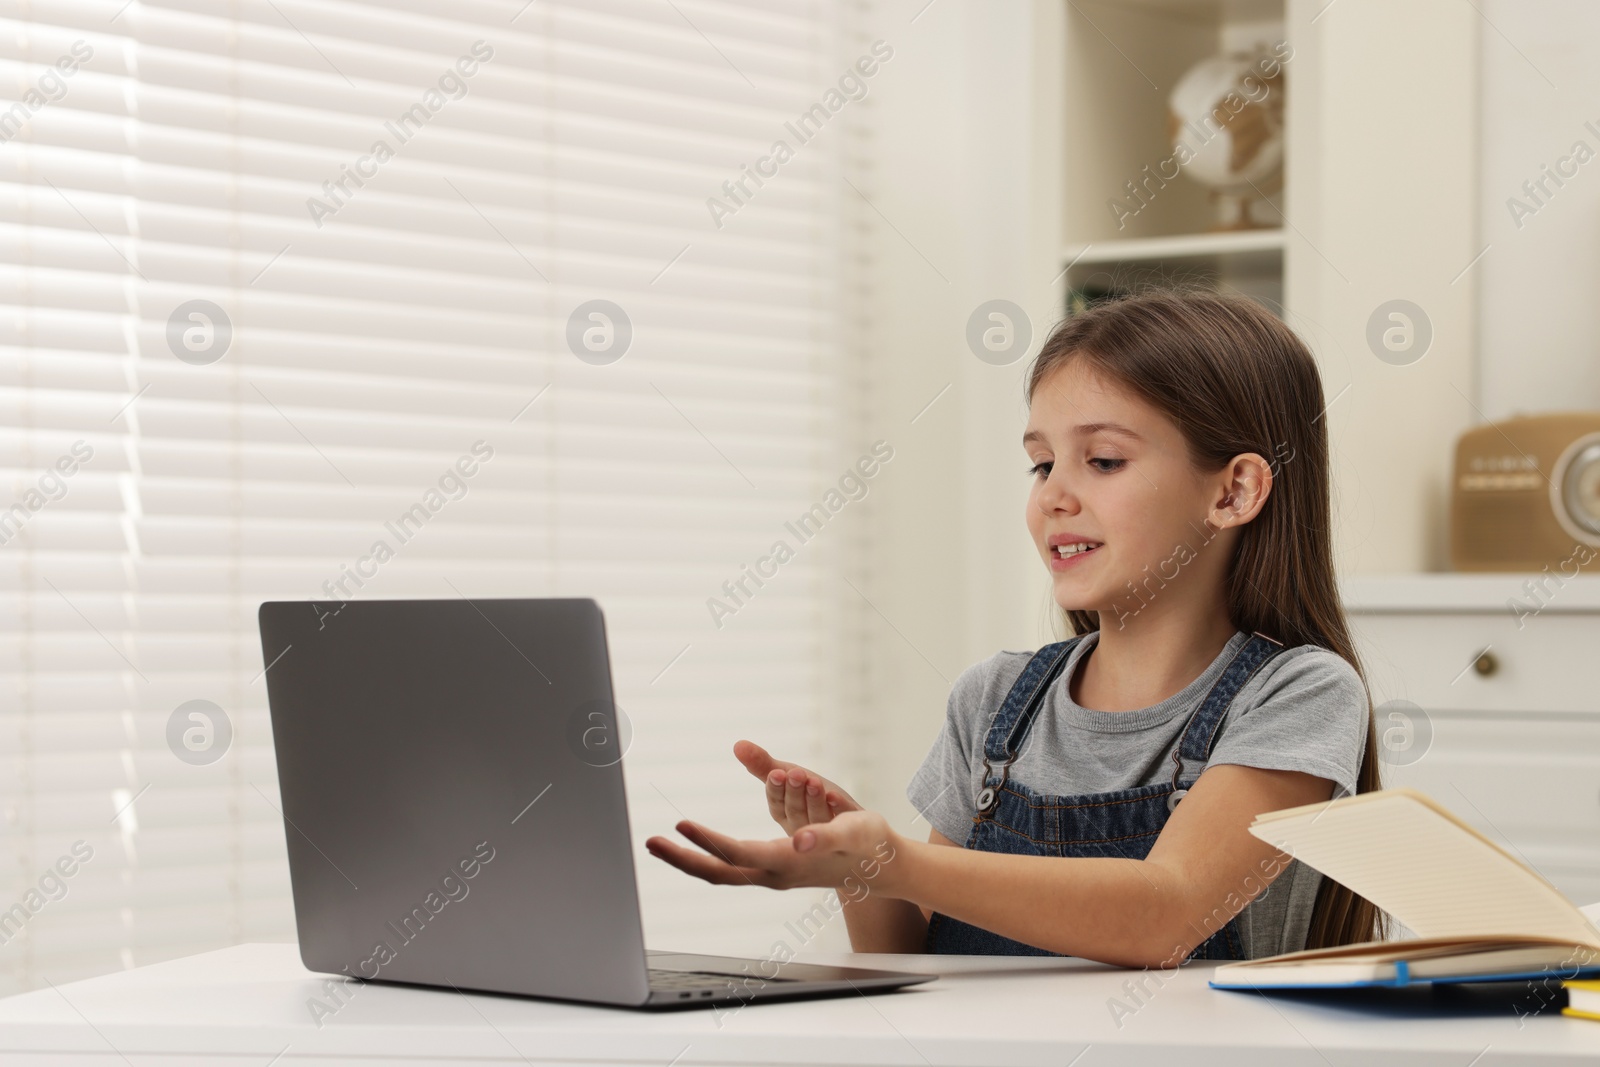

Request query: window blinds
[{"left": 0, "top": 0, "right": 866, "bottom": 991}]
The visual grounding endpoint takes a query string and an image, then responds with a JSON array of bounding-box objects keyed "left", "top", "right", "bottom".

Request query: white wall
[
  {"left": 1478, "top": 0, "right": 1600, "bottom": 419},
  {"left": 847, "top": 0, "right": 1066, "bottom": 825},
  {"left": 1285, "top": 0, "right": 1480, "bottom": 573}
]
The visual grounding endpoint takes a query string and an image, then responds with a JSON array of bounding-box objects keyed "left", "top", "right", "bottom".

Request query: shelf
[
  {"left": 1105, "top": 0, "right": 1283, "bottom": 17},
  {"left": 1340, "top": 573, "right": 1600, "bottom": 614},
  {"left": 1061, "top": 228, "right": 1284, "bottom": 267},
  {"left": 1059, "top": 228, "right": 1285, "bottom": 313}
]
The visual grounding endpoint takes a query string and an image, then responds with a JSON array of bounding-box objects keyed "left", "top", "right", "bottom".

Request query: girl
[{"left": 645, "top": 290, "right": 1388, "bottom": 966}]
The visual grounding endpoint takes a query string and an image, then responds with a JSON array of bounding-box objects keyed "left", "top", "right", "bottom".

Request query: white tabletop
[{"left": 2, "top": 943, "right": 1598, "bottom": 1065}]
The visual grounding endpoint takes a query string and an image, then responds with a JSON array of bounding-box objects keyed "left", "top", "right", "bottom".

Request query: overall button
[
  {"left": 976, "top": 786, "right": 996, "bottom": 812},
  {"left": 1166, "top": 788, "right": 1188, "bottom": 811}
]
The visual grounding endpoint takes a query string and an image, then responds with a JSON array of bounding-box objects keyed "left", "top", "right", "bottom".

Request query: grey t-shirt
[{"left": 905, "top": 628, "right": 1370, "bottom": 959}]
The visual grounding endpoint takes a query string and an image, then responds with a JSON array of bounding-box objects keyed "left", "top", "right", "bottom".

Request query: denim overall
[{"left": 924, "top": 630, "right": 1289, "bottom": 958}]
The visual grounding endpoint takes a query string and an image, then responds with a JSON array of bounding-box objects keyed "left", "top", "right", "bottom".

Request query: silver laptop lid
[{"left": 258, "top": 597, "right": 652, "bottom": 1006}]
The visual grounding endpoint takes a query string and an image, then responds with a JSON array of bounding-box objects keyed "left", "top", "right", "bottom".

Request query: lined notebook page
[{"left": 1247, "top": 788, "right": 1600, "bottom": 946}]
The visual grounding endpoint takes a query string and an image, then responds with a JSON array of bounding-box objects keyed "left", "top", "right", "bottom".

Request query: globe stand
[{"left": 1208, "top": 188, "right": 1277, "bottom": 232}]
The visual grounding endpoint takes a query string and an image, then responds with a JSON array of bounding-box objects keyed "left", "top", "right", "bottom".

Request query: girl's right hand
[{"left": 733, "top": 739, "right": 863, "bottom": 837}]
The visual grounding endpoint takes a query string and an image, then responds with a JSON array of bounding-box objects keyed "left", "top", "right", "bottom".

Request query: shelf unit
[{"left": 1060, "top": 0, "right": 1288, "bottom": 315}]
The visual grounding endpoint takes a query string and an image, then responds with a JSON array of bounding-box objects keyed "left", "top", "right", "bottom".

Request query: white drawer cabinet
[{"left": 1342, "top": 575, "right": 1600, "bottom": 908}]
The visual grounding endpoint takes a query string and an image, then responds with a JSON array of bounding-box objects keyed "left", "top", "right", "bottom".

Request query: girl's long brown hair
[{"left": 1025, "top": 288, "right": 1388, "bottom": 951}]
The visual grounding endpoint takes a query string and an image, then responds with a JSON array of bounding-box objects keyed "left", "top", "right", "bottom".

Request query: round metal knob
[
  {"left": 976, "top": 786, "right": 996, "bottom": 813},
  {"left": 1167, "top": 788, "right": 1188, "bottom": 812},
  {"left": 1472, "top": 650, "right": 1498, "bottom": 677}
]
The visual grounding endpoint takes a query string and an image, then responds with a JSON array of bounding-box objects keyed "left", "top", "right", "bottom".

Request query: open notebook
[{"left": 1209, "top": 787, "right": 1600, "bottom": 989}]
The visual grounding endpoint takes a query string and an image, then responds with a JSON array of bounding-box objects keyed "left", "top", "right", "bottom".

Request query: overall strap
[
  {"left": 981, "top": 638, "right": 1083, "bottom": 763},
  {"left": 973, "top": 637, "right": 1083, "bottom": 817},
  {"left": 1165, "top": 631, "right": 1290, "bottom": 808}
]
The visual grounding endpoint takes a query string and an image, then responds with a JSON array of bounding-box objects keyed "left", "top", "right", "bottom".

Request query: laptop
[{"left": 257, "top": 596, "right": 936, "bottom": 1010}]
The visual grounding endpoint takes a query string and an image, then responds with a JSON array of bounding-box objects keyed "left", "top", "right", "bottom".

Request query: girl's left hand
[{"left": 645, "top": 809, "right": 903, "bottom": 892}]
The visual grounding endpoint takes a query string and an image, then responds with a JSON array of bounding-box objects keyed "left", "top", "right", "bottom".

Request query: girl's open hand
[
  {"left": 645, "top": 809, "right": 902, "bottom": 893},
  {"left": 733, "top": 739, "right": 862, "bottom": 836}
]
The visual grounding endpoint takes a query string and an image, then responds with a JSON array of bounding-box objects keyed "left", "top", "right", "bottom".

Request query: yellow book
[
  {"left": 1566, "top": 978, "right": 1600, "bottom": 1019},
  {"left": 1210, "top": 787, "right": 1600, "bottom": 990}
]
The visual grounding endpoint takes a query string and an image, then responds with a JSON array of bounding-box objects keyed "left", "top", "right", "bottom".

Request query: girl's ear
[{"left": 1210, "top": 453, "right": 1273, "bottom": 527}]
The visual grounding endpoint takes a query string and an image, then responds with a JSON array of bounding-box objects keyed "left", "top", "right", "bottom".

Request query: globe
[{"left": 1168, "top": 47, "right": 1286, "bottom": 230}]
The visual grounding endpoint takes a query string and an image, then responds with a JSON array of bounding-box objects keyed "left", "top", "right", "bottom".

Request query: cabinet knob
[{"left": 1472, "top": 650, "right": 1498, "bottom": 677}]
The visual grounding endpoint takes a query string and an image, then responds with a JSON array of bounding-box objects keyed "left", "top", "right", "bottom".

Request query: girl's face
[{"left": 1023, "top": 358, "right": 1230, "bottom": 618}]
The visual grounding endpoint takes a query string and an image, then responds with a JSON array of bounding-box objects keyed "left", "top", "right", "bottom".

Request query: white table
[{"left": 2, "top": 943, "right": 1598, "bottom": 1065}]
